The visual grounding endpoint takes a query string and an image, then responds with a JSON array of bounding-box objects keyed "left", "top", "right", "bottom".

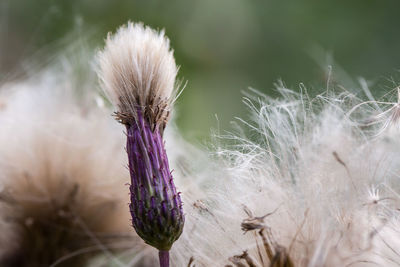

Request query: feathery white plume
[
  {"left": 97, "top": 22, "right": 178, "bottom": 130},
  {"left": 169, "top": 86, "right": 400, "bottom": 267},
  {"left": 0, "top": 67, "right": 154, "bottom": 266}
]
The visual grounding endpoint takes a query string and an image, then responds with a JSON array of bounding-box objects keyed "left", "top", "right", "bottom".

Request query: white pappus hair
[
  {"left": 169, "top": 85, "right": 400, "bottom": 267},
  {"left": 0, "top": 66, "right": 155, "bottom": 266},
  {"left": 97, "top": 22, "right": 178, "bottom": 129}
]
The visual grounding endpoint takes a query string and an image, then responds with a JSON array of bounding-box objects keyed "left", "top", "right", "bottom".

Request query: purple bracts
[{"left": 126, "top": 111, "right": 184, "bottom": 251}]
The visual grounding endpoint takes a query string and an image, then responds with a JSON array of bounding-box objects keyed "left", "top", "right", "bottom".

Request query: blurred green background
[{"left": 1, "top": 0, "right": 400, "bottom": 140}]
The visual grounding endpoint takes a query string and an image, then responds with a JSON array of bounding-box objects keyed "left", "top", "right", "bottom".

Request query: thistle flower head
[
  {"left": 168, "top": 85, "right": 400, "bottom": 266},
  {"left": 97, "top": 22, "right": 184, "bottom": 255},
  {"left": 98, "top": 22, "right": 178, "bottom": 131}
]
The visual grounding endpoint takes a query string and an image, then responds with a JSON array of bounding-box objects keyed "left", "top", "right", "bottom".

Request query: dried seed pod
[
  {"left": 127, "top": 109, "right": 184, "bottom": 251},
  {"left": 98, "top": 22, "right": 184, "bottom": 266}
]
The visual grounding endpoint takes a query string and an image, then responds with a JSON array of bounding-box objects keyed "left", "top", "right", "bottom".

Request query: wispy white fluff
[
  {"left": 97, "top": 22, "right": 178, "bottom": 128},
  {"left": 0, "top": 67, "right": 154, "bottom": 266},
  {"left": 170, "top": 85, "right": 400, "bottom": 267}
]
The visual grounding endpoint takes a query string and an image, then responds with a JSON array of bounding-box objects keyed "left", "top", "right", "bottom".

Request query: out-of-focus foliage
[{"left": 1, "top": 0, "right": 400, "bottom": 140}]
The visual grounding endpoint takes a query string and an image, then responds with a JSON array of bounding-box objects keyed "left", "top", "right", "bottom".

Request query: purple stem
[{"left": 158, "top": 250, "right": 169, "bottom": 267}]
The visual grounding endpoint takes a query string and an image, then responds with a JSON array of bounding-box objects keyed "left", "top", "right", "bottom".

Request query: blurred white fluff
[
  {"left": 171, "top": 85, "right": 400, "bottom": 267},
  {"left": 0, "top": 66, "right": 153, "bottom": 266},
  {"left": 97, "top": 22, "right": 178, "bottom": 128}
]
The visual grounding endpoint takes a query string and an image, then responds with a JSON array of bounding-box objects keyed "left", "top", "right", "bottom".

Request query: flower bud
[
  {"left": 127, "top": 110, "right": 184, "bottom": 251},
  {"left": 97, "top": 22, "right": 185, "bottom": 262}
]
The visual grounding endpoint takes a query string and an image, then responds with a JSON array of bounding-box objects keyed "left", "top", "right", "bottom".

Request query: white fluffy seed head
[
  {"left": 168, "top": 86, "right": 400, "bottom": 267},
  {"left": 0, "top": 66, "right": 153, "bottom": 266},
  {"left": 97, "top": 22, "right": 178, "bottom": 130}
]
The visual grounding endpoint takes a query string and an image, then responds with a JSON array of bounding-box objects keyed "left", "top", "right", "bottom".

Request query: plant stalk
[{"left": 158, "top": 250, "right": 170, "bottom": 267}]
